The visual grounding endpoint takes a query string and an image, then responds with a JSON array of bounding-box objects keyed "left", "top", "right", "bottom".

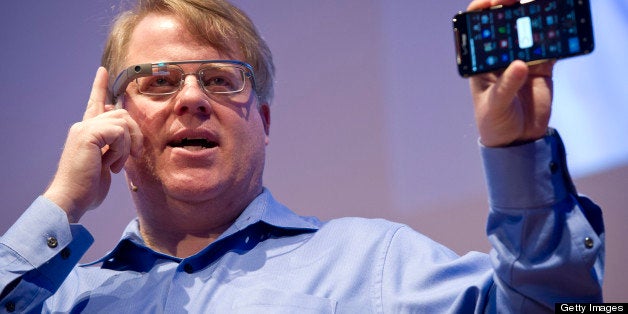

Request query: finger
[
  {"left": 108, "top": 138, "right": 130, "bottom": 174},
  {"left": 467, "top": 0, "right": 492, "bottom": 11},
  {"left": 468, "top": 0, "right": 519, "bottom": 11},
  {"left": 101, "top": 111, "right": 143, "bottom": 165},
  {"left": 124, "top": 115, "right": 144, "bottom": 158},
  {"left": 84, "top": 67, "right": 109, "bottom": 120},
  {"left": 92, "top": 109, "right": 143, "bottom": 157},
  {"left": 528, "top": 59, "right": 556, "bottom": 77},
  {"left": 492, "top": 60, "right": 529, "bottom": 106},
  {"left": 101, "top": 125, "right": 131, "bottom": 173},
  {"left": 107, "top": 152, "right": 127, "bottom": 174}
]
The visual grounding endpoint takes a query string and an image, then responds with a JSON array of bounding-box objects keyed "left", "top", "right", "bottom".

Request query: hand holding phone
[
  {"left": 453, "top": 0, "right": 594, "bottom": 77},
  {"left": 461, "top": 0, "right": 560, "bottom": 147}
]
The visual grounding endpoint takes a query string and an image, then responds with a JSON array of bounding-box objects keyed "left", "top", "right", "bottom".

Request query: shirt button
[
  {"left": 47, "top": 236, "right": 58, "bottom": 248},
  {"left": 5, "top": 301, "right": 16, "bottom": 312},
  {"left": 549, "top": 161, "right": 559, "bottom": 173},
  {"left": 60, "top": 247, "right": 71, "bottom": 260},
  {"left": 584, "top": 237, "right": 594, "bottom": 249},
  {"left": 184, "top": 264, "right": 194, "bottom": 274}
]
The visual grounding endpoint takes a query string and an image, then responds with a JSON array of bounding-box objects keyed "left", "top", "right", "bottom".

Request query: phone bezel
[{"left": 453, "top": 0, "right": 595, "bottom": 77}]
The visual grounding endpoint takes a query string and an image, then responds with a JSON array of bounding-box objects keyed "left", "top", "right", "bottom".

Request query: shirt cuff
[
  {"left": 0, "top": 196, "right": 93, "bottom": 269},
  {"left": 480, "top": 128, "right": 576, "bottom": 210}
]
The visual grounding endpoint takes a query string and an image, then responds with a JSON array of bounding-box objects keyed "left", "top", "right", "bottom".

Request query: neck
[
  {"left": 131, "top": 184, "right": 262, "bottom": 258},
  {"left": 139, "top": 213, "right": 235, "bottom": 258}
]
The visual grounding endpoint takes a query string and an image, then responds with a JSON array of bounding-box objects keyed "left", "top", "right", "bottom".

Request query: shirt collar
[
  {"left": 87, "top": 188, "right": 320, "bottom": 265},
  {"left": 229, "top": 187, "right": 321, "bottom": 233}
]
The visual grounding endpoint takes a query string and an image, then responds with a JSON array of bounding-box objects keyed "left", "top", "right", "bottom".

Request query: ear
[{"left": 259, "top": 103, "right": 271, "bottom": 144}]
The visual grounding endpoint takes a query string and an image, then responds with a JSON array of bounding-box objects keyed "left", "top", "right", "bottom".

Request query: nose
[{"left": 173, "top": 75, "right": 211, "bottom": 116}]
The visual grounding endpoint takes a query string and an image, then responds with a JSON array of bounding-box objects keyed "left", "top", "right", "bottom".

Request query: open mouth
[{"left": 168, "top": 138, "right": 218, "bottom": 149}]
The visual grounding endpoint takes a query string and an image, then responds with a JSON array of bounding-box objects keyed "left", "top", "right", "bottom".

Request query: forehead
[{"left": 125, "top": 13, "right": 241, "bottom": 67}]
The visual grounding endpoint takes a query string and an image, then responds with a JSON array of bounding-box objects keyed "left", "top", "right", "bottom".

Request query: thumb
[{"left": 492, "top": 60, "right": 529, "bottom": 107}]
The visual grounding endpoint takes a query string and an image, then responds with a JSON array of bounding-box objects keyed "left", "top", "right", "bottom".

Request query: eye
[
  {"left": 199, "top": 66, "right": 245, "bottom": 93},
  {"left": 148, "top": 75, "right": 179, "bottom": 88},
  {"left": 138, "top": 73, "right": 181, "bottom": 95},
  {"left": 153, "top": 77, "right": 174, "bottom": 87},
  {"left": 206, "top": 76, "right": 231, "bottom": 87},
  {"left": 202, "top": 74, "right": 236, "bottom": 92}
]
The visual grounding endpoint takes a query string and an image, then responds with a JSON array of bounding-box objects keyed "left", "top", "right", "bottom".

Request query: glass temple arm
[{"left": 109, "top": 63, "right": 154, "bottom": 105}]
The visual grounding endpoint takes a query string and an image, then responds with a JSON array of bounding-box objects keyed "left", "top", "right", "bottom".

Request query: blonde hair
[{"left": 101, "top": 0, "right": 275, "bottom": 104}]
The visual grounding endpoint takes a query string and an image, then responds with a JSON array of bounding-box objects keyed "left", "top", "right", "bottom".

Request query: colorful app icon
[
  {"left": 486, "top": 55, "right": 497, "bottom": 65},
  {"left": 568, "top": 37, "right": 580, "bottom": 53},
  {"left": 546, "top": 15, "right": 555, "bottom": 26}
]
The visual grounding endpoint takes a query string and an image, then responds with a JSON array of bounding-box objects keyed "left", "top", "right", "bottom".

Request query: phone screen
[{"left": 453, "top": 0, "right": 594, "bottom": 76}]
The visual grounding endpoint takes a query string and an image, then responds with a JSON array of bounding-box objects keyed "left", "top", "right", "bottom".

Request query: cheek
[
  {"left": 127, "top": 103, "right": 167, "bottom": 146},
  {"left": 235, "top": 117, "right": 268, "bottom": 160}
]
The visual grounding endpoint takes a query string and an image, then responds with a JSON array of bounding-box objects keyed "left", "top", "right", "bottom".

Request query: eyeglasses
[{"left": 110, "top": 60, "right": 256, "bottom": 103}]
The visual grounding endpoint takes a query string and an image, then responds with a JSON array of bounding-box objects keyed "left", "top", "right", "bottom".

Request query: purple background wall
[{"left": 1, "top": 0, "right": 625, "bottom": 301}]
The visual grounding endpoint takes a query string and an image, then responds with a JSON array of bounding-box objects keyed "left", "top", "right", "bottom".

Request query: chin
[
  {"left": 165, "top": 167, "right": 221, "bottom": 188},
  {"left": 162, "top": 181, "right": 225, "bottom": 204}
]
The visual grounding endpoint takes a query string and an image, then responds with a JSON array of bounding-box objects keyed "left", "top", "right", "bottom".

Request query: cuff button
[
  {"left": 584, "top": 237, "right": 594, "bottom": 249},
  {"left": 47, "top": 236, "right": 58, "bottom": 248}
]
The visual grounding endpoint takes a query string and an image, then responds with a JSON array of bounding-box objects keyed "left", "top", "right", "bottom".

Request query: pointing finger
[{"left": 84, "top": 67, "right": 110, "bottom": 120}]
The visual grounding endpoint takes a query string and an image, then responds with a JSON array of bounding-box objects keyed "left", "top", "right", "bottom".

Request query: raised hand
[
  {"left": 467, "top": 0, "right": 555, "bottom": 147},
  {"left": 43, "top": 67, "right": 143, "bottom": 223}
]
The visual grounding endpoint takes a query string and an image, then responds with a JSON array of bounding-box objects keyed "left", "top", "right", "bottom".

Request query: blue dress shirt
[{"left": 0, "top": 130, "right": 604, "bottom": 313}]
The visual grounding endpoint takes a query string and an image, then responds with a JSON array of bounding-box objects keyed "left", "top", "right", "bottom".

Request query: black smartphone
[{"left": 453, "top": 0, "right": 594, "bottom": 77}]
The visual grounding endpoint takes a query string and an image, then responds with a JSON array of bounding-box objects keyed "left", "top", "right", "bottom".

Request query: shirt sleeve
[
  {"left": 481, "top": 128, "right": 604, "bottom": 312},
  {"left": 0, "top": 196, "right": 93, "bottom": 313}
]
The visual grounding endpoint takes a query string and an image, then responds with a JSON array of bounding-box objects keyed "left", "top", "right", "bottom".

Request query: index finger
[
  {"left": 83, "top": 67, "right": 110, "bottom": 120},
  {"left": 467, "top": 0, "right": 519, "bottom": 11}
]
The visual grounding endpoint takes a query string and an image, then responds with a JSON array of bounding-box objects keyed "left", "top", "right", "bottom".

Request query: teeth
[{"left": 173, "top": 137, "right": 216, "bottom": 148}]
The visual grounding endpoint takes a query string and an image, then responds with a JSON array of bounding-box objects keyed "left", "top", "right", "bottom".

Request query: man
[{"left": 0, "top": 0, "right": 603, "bottom": 312}]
